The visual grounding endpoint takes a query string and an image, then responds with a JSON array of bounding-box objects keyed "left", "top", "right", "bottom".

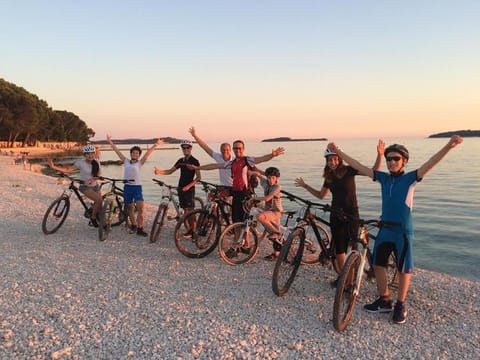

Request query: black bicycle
[
  {"left": 42, "top": 173, "right": 127, "bottom": 236},
  {"left": 149, "top": 179, "right": 204, "bottom": 243},
  {"left": 174, "top": 180, "right": 232, "bottom": 258},
  {"left": 272, "top": 190, "right": 334, "bottom": 296},
  {"left": 333, "top": 219, "right": 399, "bottom": 331}
]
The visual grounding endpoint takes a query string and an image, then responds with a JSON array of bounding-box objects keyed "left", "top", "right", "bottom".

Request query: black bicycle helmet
[
  {"left": 265, "top": 167, "right": 280, "bottom": 177},
  {"left": 385, "top": 144, "right": 409, "bottom": 161}
]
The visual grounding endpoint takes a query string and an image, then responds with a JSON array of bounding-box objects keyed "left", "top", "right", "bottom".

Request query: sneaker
[
  {"left": 136, "top": 227, "right": 148, "bottom": 237},
  {"left": 363, "top": 297, "right": 393, "bottom": 313},
  {"left": 88, "top": 218, "right": 99, "bottom": 228},
  {"left": 183, "top": 229, "right": 194, "bottom": 238},
  {"left": 129, "top": 225, "right": 137, "bottom": 234},
  {"left": 392, "top": 301, "right": 407, "bottom": 324}
]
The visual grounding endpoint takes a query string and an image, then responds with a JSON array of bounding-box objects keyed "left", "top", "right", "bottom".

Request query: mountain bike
[
  {"left": 217, "top": 199, "right": 298, "bottom": 265},
  {"left": 97, "top": 176, "right": 132, "bottom": 241},
  {"left": 42, "top": 172, "right": 126, "bottom": 235},
  {"left": 149, "top": 179, "right": 204, "bottom": 243},
  {"left": 173, "top": 180, "right": 232, "bottom": 258},
  {"left": 272, "top": 190, "right": 334, "bottom": 296},
  {"left": 333, "top": 219, "right": 400, "bottom": 331}
]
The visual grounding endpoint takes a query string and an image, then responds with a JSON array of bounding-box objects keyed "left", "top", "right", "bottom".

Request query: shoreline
[{"left": 0, "top": 156, "right": 478, "bottom": 358}]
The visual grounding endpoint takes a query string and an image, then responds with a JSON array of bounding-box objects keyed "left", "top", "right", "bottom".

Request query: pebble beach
[{"left": 0, "top": 153, "right": 479, "bottom": 360}]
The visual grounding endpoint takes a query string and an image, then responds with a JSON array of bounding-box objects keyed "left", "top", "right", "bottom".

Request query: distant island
[
  {"left": 429, "top": 130, "right": 480, "bottom": 138},
  {"left": 93, "top": 137, "right": 184, "bottom": 145},
  {"left": 261, "top": 137, "right": 327, "bottom": 142}
]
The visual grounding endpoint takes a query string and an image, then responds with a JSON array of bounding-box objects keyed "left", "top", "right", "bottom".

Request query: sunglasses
[
  {"left": 233, "top": 147, "right": 243, "bottom": 150},
  {"left": 181, "top": 146, "right": 192, "bottom": 150},
  {"left": 386, "top": 156, "right": 402, "bottom": 162}
]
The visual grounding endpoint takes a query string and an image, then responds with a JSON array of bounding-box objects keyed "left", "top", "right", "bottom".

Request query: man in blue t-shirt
[{"left": 328, "top": 135, "right": 463, "bottom": 324}]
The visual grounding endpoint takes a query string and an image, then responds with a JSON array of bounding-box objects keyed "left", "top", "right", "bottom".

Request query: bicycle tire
[
  {"left": 42, "top": 195, "right": 70, "bottom": 234},
  {"left": 150, "top": 205, "right": 168, "bottom": 243},
  {"left": 299, "top": 221, "right": 331, "bottom": 265},
  {"left": 272, "top": 227, "right": 305, "bottom": 296},
  {"left": 174, "top": 209, "right": 220, "bottom": 258},
  {"left": 194, "top": 196, "right": 204, "bottom": 210},
  {"left": 333, "top": 251, "right": 361, "bottom": 331},
  {"left": 365, "top": 251, "right": 399, "bottom": 291},
  {"left": 110, "top": 194, "right": 126, "bottom": 227},
  {"left": 98, "top": 199, "right": 113, "bottom": 241},
  {"left": 218, "top": 222, "right": 259, "bottom": 265}
]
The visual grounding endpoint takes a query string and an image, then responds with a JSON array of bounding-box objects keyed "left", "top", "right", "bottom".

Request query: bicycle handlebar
[
  {"left": 54, "top": 172, "right": 84, "bottom": 184},
  {"left": 98, "top": 176, "right": 134, "bottom": 184},
  {"left": 280, "top": 189, "right": 329, "bottom": 211},
  {"left": 152, "top": 178, "right": 175, "bottom": 189}
]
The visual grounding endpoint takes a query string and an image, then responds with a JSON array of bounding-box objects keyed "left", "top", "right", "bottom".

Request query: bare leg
[
  {"left": 127, "top": 203, "right": 136, "bottom": 227},
  {"left": 373, "top": 265, "right": 390, "bottom": 298},
  {"left": 396, "top": 272, "right": 411, "bottom": 302},
  {"left": 83, "top": 188, "right": 102, "bottom": 219}
]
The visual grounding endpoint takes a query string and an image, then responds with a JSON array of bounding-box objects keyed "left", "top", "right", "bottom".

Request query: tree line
[{"left": 0, "top": 78, "right": 94, "bottom": 147}]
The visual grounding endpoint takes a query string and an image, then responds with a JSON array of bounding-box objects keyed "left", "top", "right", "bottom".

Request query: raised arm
[
  {"left": 417, "top": 135, "right": 463, "bottom": 179},
  {"left": 294, "top": 177, "right": 329, "bottom": 199},
  {"left": 154, "top": 165, "right": 177, "bottom": 175},
  {"left": 188, "top": 162, "right": 223, "bottom": 171},
  {"left": 372, "top": 139, "right": 385, "bottom": 171},
  {"left": 254, "top": 147, "right": 285, "bottom": 164},
  {"left": 141, "top": 139, "right": 164, "bottom": 165},
  {"left": 189, "top": 126, "right": 214, "bottom": 157},
  {"left": 106, "top": 134, "right": 126, "bottom": 162},
  {"left": 328, "top": 142, "right": 374, "bottom": 178}
]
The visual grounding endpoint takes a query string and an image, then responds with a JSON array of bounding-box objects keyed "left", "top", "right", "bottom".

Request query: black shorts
[
  {"left": 178, "top": 187, "right": 195, "bottom": 209},
  {"left": 232, "top": 189, "right": 249, "bottom": 222}
]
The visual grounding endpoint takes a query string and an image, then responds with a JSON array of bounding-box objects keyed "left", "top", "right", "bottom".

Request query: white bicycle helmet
[
  {"left": 83, "top": 144, "right": 96, "bottom": 153},
  {"left": 324, "top": 148, "right": 337, "bottom": 157},
  {"left": 180, "top": 139, "right": 193, "bottom": 147}
]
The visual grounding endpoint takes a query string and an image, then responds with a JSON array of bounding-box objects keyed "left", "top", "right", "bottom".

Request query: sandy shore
[{"left": 0, "top": 156, "right": 479, "bottom": 359}]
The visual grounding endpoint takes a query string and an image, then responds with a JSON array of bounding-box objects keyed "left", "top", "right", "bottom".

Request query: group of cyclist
[{"left": 48, "top": 127, "right": 463, "bottom": 326}]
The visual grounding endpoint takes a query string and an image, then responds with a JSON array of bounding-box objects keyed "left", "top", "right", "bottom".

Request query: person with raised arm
[
  {"left": 107, "top": 135, "right": 163, "bottom": 237},
  {"left": 189, "top": 141, "right": 285, "bottom": 254},
  {"left": 189, "top": 126, "right": 233, "bottom": 187},
  {"left": 154, "top": 139, "right": 201, "bottom": 239},
  {"left": 327, "top": 135, "right": 463, "bottom": 324},
  {"left": 294, "top": 140, "right": 384, "bottom": 286}
]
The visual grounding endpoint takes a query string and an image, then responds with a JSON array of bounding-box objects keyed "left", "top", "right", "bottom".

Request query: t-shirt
[
  {"left": 74, "top": 158, "right": 100, "bottom": 184},
  {"left": 225, "top": 156, "right": 255, "bottom": 192},
  {"left": 175, "top": 155, "right": 200, "bottom": 188},
  {"left": 323, "top": 166, "right": 358, "bottom": 214},
  {"left": 373, "top": 170, "right": 421, "bottom": 233},
  {"left": 212, "top": 152, "right": 233, "bottom": 187},
  {"left": 123, "top": 160, "right": 142, "bottom": 185},
  {"left": 260, "top": 177, "right": 283, "bottom": 212}
]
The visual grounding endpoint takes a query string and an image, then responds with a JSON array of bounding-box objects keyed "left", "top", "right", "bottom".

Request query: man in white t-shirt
[{"left": 189, "top": 126, "right": 233, "bottom": 187}]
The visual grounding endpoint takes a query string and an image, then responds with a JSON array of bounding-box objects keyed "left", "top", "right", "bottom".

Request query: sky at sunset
[{"left": 2, "top": 1, "right": 479, "bottom": 141}]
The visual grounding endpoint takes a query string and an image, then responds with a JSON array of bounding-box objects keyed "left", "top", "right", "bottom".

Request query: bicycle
[
  {"left": 149, "top": 179, "right": 204, "bottom": 243},
  {"left": 217, "top": 198, "right": 298, "bottom": 265},
  {"left": 42, "top": 172, "right": 126, "bottom": 235},
  {"left": 97, "top": 176, "right": 132, "bottom": 241},
  {"left": 332, "top": 219, "right": 399, "bottom": 332},
  {"left": 173, "top": 180, "right": 233, "bottom": 258},
  {"left": 272, "top": 190, "right": 334, "bottom": 296}
]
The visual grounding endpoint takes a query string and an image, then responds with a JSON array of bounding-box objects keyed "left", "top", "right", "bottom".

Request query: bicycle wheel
[
  {"left": 194, "top": 196, "right": 204, "bottom": 210},
  {"left": 365, "top": 250, "right": 399, "bottom": 291},
  {"left": 174, "top": 210, "right": 221, "bottom": 258},
  {"left": 300, "top": 221, "right": 331, "bottom": 265},
  {"left": 42, "top": 195, "right": 70, "bottom": 234},
  {"left": 218, "top": 222, "right": 259, "bottom": 265},
  {"left": 272, "top": 227, "right": 305, "bottom": 296},
  {"left": 110, "top": 194, "right": 126, "bottom": 227},
  {"left": 98, "top": 199, "right": 113, "bottom": 241},
  {"left": 333, "top": 251, "right": 361, "bottom": 331},
  {"left": 150, "top": 204, "right": 168, "bottom": 243}
]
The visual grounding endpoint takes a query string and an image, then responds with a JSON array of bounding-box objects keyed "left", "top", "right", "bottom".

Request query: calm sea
[{"left": 99, "top": 137, "right": 480, "bottom": 282}]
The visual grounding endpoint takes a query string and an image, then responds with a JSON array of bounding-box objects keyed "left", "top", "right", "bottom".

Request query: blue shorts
[
  {"left": 123, "top": 184, "right": 144, "bottom": 204},
  {"left": 373, "top": 227, "right": 414, "bottom": 274}
]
